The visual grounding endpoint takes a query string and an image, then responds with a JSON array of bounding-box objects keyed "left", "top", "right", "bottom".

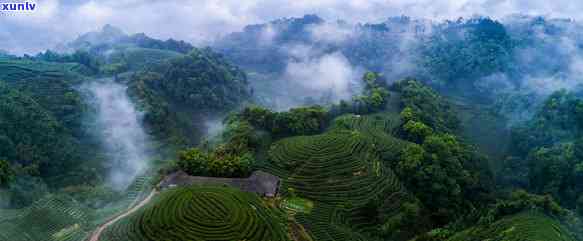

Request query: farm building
[{"left": 159, "top": 171, "right": 281, "bottom": 197}]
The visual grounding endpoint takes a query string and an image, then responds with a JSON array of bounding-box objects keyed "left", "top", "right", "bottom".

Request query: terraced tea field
[
  {"left": 90, "top": 175, "right": 155, "bottom": 226},
  {"left": 99, "top": 186, "right": 288, "bottom": 241},
  {"left": 267, "top": 116, "right": 411, "bottom": 241},
  {"left": 448, "top": 211, "right": 576, "bottom": 241},
  {"left": 0, "top": 195, "right": 90, "bottom": 241},
  {"left": 270, "top": 130, "right": 402, "bottom": 206},
  {"left": 0, "top": 174, "right": 153, "bottom": 241},
  {"left": 106, "top": 47, "right": 183, "bottom": 70},
  {"left": 330, "top": 114, "right": 408, "bottom": 160}
]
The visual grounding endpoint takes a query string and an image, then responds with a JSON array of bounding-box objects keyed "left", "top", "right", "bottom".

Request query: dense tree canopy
[
  {"left": 240, "top": 105, "right": 328, "bottom": 137},
  {"left": 176, "top": 147, "right": 252, "bottom": 178},
  {"left": 0, "top": 83, "right": 82, "bottom": 180},
  {"left": 396, "top": 132, "right": 480, "bottom": 223},
  {"left": 354, "top": 72, "right": 391, "bottom": 111},
  {"left": 422, "top": 18, "right": 514, "bottom": 88},
  {"left": 128, "top": 48, "right": 251, "bottom": 149},
  {"left": 500, "top": 90, "right": 583, "bottom": 209},
  {"left": 394, "top": 79, "right": 460, "bottom": 134}
]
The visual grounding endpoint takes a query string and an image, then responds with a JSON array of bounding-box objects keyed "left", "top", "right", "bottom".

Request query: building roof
[{"left": 159, "top": 171, "right": 280, "bottom": 196}]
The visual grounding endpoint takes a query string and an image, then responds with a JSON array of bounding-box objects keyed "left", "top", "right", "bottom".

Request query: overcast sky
[{"left": 1, "top": 0, "right": 582, "bottom": 55}]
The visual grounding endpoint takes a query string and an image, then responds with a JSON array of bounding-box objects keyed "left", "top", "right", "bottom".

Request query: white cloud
[
  {"left": 259, "top": 24, "right": 277, "bottom": 45},
  {"left": 283, "top": 51, "right": 361, "bottom": 104},
  {"left": 3, "top": 0, "right": 583, "bottom": 54}
]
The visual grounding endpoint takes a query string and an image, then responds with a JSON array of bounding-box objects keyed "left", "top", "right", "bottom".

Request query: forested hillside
[
  {"left": 127, "top": 47, "right": 251, "bottom": 151},
  {"left": 0, "top": 27, "right": 251, "bottom": 209},
  {"left": 3, "top": 13, "right": 583, "bottom": 241},
  {"left": 209, "top": 15, "right": 583, "bottom": 240}
]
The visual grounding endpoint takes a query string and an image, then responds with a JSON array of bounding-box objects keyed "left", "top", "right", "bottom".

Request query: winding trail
[{"left": 88, "top": 190, "right": 158, "bottom": 241}]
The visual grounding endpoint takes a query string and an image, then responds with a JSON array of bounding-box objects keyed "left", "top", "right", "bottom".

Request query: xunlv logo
[{"left": 1, "top": 2, "right": 36, "bottom": 11}]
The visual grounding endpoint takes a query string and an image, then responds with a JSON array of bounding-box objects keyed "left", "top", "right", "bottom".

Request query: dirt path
[{"left": 88, "top": 190, "right": 157, "bottom": 241}]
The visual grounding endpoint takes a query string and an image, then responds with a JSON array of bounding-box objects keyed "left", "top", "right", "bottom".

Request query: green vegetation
[
  {"left": 0, "top": 195, "right": 90, "bottom": 241},
  {"left": 128, "top": 48, "right": 251, "bottom": 150},
  {"left": 0, "top": 29, "right": 254, "bottom": 240},
  {"left": 0, "top": 160, "right": 14, "bottom": 187},
  {"left": 480, "top": 190, "right": 567, "bottom": 224},
  {"left": 421, "top": 18, "right": 514, "bottom": 88},
  {"left": 393, "top": 79, "right": 459, "bottom": 134},
  {"left": 240, "top": 105, "right": 328, "bottom": 137},
  {"left": 225, "top": 80, "right": 493, "bottom": 241},
  {"left": 34, "top": 50, "right": 102, "bottom": 75},
  {"left": 8, "top": 19, "right": 583, "bottom": 241},
  {"left": 238, "top": 72, "right": 393, "bottom": 139},
  {"left": 176, "top": 147, "right": 252, "bottom": 177},
  {"left": 98, "top": 47, "right": 182, "bottom": 74},
  {"left": 282, "top": 197, "right": 314, "bottom": 214},
  {"left": 0, "top": 59, "right": 101, "bottom": 200},
  {"left": 66, "top": 25, "right": 194, "bottom": 55},
  {"left": 266, "top": 125, "right": 419, "bottom": 240},
  {"left": 354, "top": 72, "right": 391, "bottom": 112},
  {"left": 395, "top": 133, "right": 486, "bottom": 223},
  {"left": 500, "top": 90, "right": 583, "bottom": 210},
  {"left": 446, "top": 211, "right": 575, "bottom": 241},
  {"left": 173, "top": 116, "right": 264, "bottom": 178},
  {"left": 0, "top": 45, "right": 249, "bottom": 206},
  {"left": 100, "top": 186, "right": 288, "bottom": 241},
  {"left": 330, "top": 72, "right": 393, "bottom": 116},
  {"left": 329, "top": 113, "right": 406, "bottom": 161},
  {"left": 0, "top": 83, "right": 81, "bottom": 179},
  {"left": 510, "top": 90, "right": 583, "bottom": 155},
  {"left": 268, "top": 131, "right": 396, "bottom": 205},
  {"left": 0, "top": 173, "right": 154, "bottom": 241}
]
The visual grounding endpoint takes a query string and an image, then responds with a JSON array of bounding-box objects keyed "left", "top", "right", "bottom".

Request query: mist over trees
[
  {"left": 4, "top": 11, "right": 583, "bottom": 241},
  {"left": 214, "top": 15, "right": 583, "bottom": 107},
  {"left": 0, "top": 27, "right": 252, "bottom": 208}
]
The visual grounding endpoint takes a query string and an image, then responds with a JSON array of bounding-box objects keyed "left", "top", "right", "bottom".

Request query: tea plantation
[
  {"left": 447, "top": 211, "right": 576, "bottom": 241},
  {"left": 0, "top": 174, "right": 153, "bottom": 241},
  {"left": 0, "top": 195, "right": 90, "bottom": 241},
  {"left": 99, "top": 186, "right": 288, "bottom": 241},
  {"left": 267, "top": 115, "right": 412, "bottom": 240}
]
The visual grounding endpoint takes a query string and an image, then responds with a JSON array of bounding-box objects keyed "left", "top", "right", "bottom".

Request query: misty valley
[{"left": 3, "top": 8, "right": 583, "bottom": 241}]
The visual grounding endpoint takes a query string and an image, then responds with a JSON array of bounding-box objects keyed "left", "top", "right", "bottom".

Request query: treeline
[
  {"left": 171, "top": 71, "right": 392, "bottom": 178},
  {"left": 240, "top": 72, "right": 391, "bottom": 137},
  {"left": 31, "top": 25, "right": 195, "bottom": 77}
]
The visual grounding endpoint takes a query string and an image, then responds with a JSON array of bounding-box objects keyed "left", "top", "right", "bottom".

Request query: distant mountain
[
  {"left": 215, "top": 14, "right": 583, "bottom": 102},
  {"left": 59, "top": 24, "right": 194, "bottom": 55},
  {"left": 67, "top": 24, "right": 127, "bottom": 50},
  {"left": 213, "top": 14, "right": 433, "bottom": 74}
]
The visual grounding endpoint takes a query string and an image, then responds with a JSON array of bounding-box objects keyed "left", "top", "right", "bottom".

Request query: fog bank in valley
[{"left": 82, "top": 79, "right": 150, "bottom": 190}]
